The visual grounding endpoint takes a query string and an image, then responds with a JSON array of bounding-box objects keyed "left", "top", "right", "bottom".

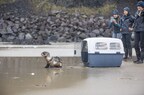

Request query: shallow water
[{"left": 0, "top": 57, "right": 144, "bottom": 95}]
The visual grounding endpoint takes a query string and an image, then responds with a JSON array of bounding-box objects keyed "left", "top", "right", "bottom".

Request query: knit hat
[
  {"left": 124, "top": 7, "right": 130, "bottom": 12},
  {"left": 112, "top": 9, "right": 119, "bottom": 15},
  {"left": 137, "top": 1, "right": 144, "bottom": 8}
]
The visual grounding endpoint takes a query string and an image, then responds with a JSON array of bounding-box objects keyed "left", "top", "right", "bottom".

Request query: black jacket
[
  {"left": 134, "top": 11, "right": 144, "bottom": 32},
  {"left": 120, "top": 14, "right": 134, "bottom": 34}
]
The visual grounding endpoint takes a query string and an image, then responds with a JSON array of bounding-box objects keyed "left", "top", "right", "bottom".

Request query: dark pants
[
  {"left": 134, "top": 31, "right": 144, "bottom": 61},
  {"left": 122, "top": 33, "right": 132, "bottom": 58}
]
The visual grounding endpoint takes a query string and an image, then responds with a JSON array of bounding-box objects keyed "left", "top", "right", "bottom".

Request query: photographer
[{"left": 109, "top": 9, "right": 121, "bottom": 39}]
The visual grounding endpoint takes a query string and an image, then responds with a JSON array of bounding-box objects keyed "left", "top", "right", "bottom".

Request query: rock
[
  {"left": 0, "top": 19, "right": 4, "bottom": 25},
  {"left": 0, "top": 11, "right": 113, "bottom": 44},
  {"left": 7, "top": 35, "right": 15, "bottom": 40},
  {"left": 103, "top": 32, "right": 111, "bottom": 37},
  {"left": 99, "top": 28, "right": 104, "bottom": 32},
  {"left": 56, "top": 14, "right": 61, "bottom": 18},
  {"left": 25, "top": 33, "right": 33, "bottom": 40},
  {"left": 18, "top": 33, "right": 25, "bottom": 40},
  {"left": 20, "top": 18, "right": 25, "bottom": 22},
  {"left": 0, "top": 33, "right": 2, "bottom": 37},
  {"left": 15, "top": 24, "right": 20, "bottom": 29},
  {"left": 105, "top": 29, "right": 112, "bottom": 33},
  {"left": 6, "top": 26, "right": 13, "bottom": 33},
  {"left": 92, "top": 29, "right": 100, "bottom": 35},
  {"left": 22, "top": 26, "right": 26, "bottom": 30},
  {"left": 44, "top": 39, "right": 51, "bottom": 45},
  {"left": 82, "top": 15, "right": 87, "bottom": 18},
  {"left": 13, "top": 39, "right": 21, "bottom": 44},
  {"left": 48, "top": 35, "right": 58, "bottom": 42},
  {"left": 0, "top": 38, "right": 2, "bottom": 42},
  {"left": 89, "top": 32, "right": 96, "bottom": 37},
  {"left": 51, "top": 10, "right": 60, "bottom": 15},
  {"left": 58, "top": 37, "right": 67, "bottom": 42},
  {"left": 79, "top": 33, "right": 88, "bottom": 39},
  {"left": 12, "top": 27, "right": 18, "bottom": 33},
  {"left": 7, "top": 21, "right": 14, "bottom": 27},
  {"left": 98, "top": 16, "right": 104, "bottom": 20}
]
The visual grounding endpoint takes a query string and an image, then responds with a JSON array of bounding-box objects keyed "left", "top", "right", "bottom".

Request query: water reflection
[{"left": 0, "top": 57, "right": 87, "bottom": 95}]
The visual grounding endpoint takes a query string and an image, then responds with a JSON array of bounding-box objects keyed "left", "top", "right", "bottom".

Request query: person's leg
[
  {"left": 112, "top": 32, "right": 116, "bottom": 38},
  {"left": 140, "top": 31, "right": 144, "bottom": 63},
  {"left": 117, "top": 33, "right": 122, "bottom": 39},
  {"left": 126, "top": 34, "right": 132, "bottom": 58},
  {"left": 122, "top": 34, "right": 128, "bottom": 59},
  {"left": 134, "top": 32, "right": 141, "bottom": 63}
]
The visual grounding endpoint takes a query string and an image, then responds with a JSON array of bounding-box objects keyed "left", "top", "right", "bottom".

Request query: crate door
[{"left": 81, "top": 41, "right": 88, "bottom": 63}]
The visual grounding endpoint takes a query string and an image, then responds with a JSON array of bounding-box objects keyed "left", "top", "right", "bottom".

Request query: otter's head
[{"left": 41, "top": 51, "right": 50, "bottom": 57}]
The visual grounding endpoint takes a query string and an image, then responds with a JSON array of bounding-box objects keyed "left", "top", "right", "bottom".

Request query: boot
[
  {"left": 134, "top": 60, "right": 143, "bottom": 64},
  {"left": 133, "top": 56, "right": 142, "bottom": 63},
  {"left": 140, "top": 52, "right": 144, "bottom": 63},
  {"left": 133, "top": 49, "right": 141, "bottom": 63},
  {"left": 133, "top": 57, "right": 143, "bottom": 64}
]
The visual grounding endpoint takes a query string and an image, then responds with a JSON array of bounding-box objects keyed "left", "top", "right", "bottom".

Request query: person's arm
[
  {"left": 108, "top": 17, "right": 114, "bottom": 29},
  {"left": 141, "top": 11, "right": 144, "bottom": 22},
  {"left": 112, "top": 17, "right": 121, "bottom": 28},
  {"left": 129, "top": 15, "right": 135, "bottom": 28},
  {"left": 119, "top": 18, "right": 123, "bottom": 31},
  {"left": 113, "top": 22, "right": 121, "bottom": 28}
]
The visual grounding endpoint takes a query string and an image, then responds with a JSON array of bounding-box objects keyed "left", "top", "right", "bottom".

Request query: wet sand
[{"left": 0, "top": 57, "right": 144, "bottom": 95}]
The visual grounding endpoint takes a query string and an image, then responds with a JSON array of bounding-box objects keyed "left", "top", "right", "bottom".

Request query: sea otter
[{"left": 41, "top": 51, "right": 62, "bottom": 68}]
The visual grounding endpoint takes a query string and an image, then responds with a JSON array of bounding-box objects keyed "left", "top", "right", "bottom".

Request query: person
[
  {"left": 109, "top": 9, "right": 121, "bottom": 39},
  {"left": 120, "top": 7, "right": 134, "bottom": 60},
  {"left": 133, "top": 1, "right": 144, "bottom": 64}
]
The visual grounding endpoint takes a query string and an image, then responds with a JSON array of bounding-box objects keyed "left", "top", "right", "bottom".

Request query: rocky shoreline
[{"left": 0, "top": 11, "right": 113, "bottom": 45}]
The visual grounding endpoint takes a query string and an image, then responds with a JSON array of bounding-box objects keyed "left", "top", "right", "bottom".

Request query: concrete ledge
[
  {"left": 0, "top": 42, "right": 13, "bottom": 45},
  {"left": 0, "top": 43, "right": 81, "bottom": 57}
]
